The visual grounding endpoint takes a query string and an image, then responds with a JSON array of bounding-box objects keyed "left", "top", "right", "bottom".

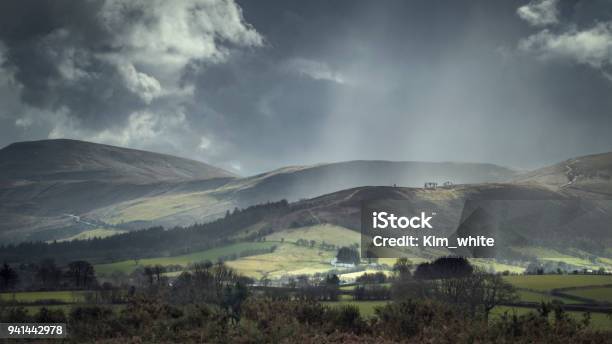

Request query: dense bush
[{"left": 0, "top": 297, "right": 609, "bottom": 343}]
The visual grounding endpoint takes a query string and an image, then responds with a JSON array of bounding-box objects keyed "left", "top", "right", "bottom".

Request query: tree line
[{"left": 0, "top": 259, "right": 98, "bottom": 292}]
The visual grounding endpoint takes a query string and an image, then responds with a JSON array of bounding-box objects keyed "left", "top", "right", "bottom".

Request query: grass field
[
  {"left": 0, "top": 290, "right": 90, "bottom": 303},
  {"left": 95, "top": 237, "right": 352, "bottom": 279},
  {"left": 565, "top": 287, "right": 612, "bottom": 303},
  {"left": 511, "top": 247, "right": 602, "bottom": 269},
  {"left": 95, "top": 241, "right": 340, "bottom": 279},
  {"left": 504, "top": 275, "right": 612, "bottom": 291},
  {"left": 226, "top": 243, "right": 336, "bottom": 279},
  {"left": 95, "top": 242, "right": 278, "bottom": 275},
  {"left": 516, "top": 290, "right": 579, "bottom": 304}
]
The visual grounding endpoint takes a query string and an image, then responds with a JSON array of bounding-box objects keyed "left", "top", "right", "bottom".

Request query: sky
[{"left": 1, "top": 0, "right": 612, "bottom": 175}]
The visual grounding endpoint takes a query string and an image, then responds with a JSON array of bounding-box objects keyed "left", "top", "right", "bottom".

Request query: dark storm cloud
[
  {"left": 0, "top": 0, "right": 139, "bottom": 128},
  {"left": 1, "top": 0, "right": 612, "bottom": 174}
]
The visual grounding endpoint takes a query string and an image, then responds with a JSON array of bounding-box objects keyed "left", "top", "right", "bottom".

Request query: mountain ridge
[{"left": 1, "top": 138, "right": 611, "bottom": 244}]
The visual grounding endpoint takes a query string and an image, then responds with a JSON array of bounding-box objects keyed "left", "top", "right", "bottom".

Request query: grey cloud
[
  {"left": 519, "top": 23, "right": 612, "bottom": 66},
  {"left": 517, "top": 0, "right": 559, "bottom": 26},
  {"left": 519, "top": 1, "right": 612, "bottom": 81}
]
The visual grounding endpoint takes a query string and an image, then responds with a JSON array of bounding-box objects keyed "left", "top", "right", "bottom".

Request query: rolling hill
[
  {"left": 513, "top": 151, "right": 612, "bottom": 196},
  {"left": 0, "top": 139, "right": 236, "bottom": 183},
  {"left": 0, "top": 139, "right": 237, "bottom": 242}
]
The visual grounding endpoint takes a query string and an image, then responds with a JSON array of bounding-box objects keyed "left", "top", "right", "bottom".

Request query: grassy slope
[
  {"left": 57, "top": 228, "right": 126, "bottom": 242},
  {"left": 97, "top": 191, "right": 230, "bottom": 225}
]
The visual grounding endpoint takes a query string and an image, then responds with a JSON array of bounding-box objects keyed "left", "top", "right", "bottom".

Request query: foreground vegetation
[
  {"left": 2, "top": 259, "right": 611, "bottom": 343},
  {"left": 6, "top": 297, "right": 610, "bottom": 343}
]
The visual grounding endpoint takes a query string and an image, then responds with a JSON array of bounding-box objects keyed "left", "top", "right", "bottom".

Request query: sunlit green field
[
  {"left": 226, "top": 243, "right": 336, "bottom": 279},
  {"left": 511, "top": 247, "right": 599, "bottom": 268},
  {"left": 265, "top": 224, "right": 361, "bottom": 248},
  {"left": 504, "top": 275, "right": 612, "bottom": 291}
]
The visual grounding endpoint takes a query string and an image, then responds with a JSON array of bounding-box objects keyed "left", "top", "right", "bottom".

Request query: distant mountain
[
  {"left": 0, "top": 139, "right": 236, "bottom": 242},
  {"left": 0, "top": 139, "right": 236, "bottom": 184}
]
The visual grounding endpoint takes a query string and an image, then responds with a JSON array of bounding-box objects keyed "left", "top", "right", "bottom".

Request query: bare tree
[{"left": 477, "top": 273, "right": 517, "bottom": 321}]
